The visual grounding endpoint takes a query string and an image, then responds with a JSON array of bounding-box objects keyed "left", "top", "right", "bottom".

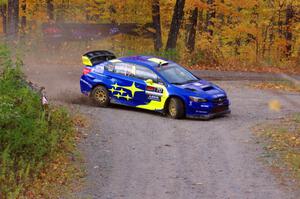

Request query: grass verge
[
  {"left": 0, "top": 45, "right": 85, "bottom": 198},
  {"left": 254, "top": 113, "right": 300, "bottom": 186}
]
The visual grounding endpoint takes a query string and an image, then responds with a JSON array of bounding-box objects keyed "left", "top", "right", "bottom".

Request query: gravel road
[{"left": 24, "top": 62, "right": 300, "bottom": 199}]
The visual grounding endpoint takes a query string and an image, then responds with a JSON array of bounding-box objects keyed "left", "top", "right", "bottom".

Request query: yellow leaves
[
  {"left": 268, "top": 99, "right": 281, "bottom": 112},
  {"left": 185, "top": 0, "right": 208, "bottom": 10}
]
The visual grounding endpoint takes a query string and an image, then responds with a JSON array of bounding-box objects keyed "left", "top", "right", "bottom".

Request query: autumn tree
[
  {"left": 186, "top": 7, "right": 198, "bottom": 52},
  {"left": 7, "top": 0, "right": 19, "bottom": 36},
  {"left": 46, "top": 0, "right": 54, "bottom": 21},
  {"left": 285, "top": 3, "right": 293, "bottom": 57},
  {"left": 166, "top": 0, "right": 186, "bottom": 50},
  {"left": 151, "top": 0, "right": 162, "bottom": 51},
  {"left": 20, "top": 0, "right": 26, "bottom": 31},
  {"left": 205, "top": 0, "right": 215, "bottom": 37},
  {"left": 0, "top": 1, "right": 7, "bottom": 34}
]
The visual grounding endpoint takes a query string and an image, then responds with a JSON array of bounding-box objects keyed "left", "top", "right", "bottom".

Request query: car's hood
[{"left": 177, "top": 80, "right": 226, "bottom": 98}]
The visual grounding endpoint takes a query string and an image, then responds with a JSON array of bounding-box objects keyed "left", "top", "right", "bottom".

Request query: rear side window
[{"left": 113, "top": 63, "right": 135, "bottom": 76}]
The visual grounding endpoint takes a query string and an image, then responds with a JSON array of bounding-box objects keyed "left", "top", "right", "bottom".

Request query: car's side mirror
[{"left": 146, "top": 79, "right": 154, "bottom": 85}]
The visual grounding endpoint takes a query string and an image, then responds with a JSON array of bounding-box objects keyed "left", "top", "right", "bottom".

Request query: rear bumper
[{"left": 186, "top": 109, "right": 231, "bottom": 120}]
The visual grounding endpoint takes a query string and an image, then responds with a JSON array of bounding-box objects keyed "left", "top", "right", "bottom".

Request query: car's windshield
[{"left": 157, "top": 63, "right": 199, "bottom": 85}]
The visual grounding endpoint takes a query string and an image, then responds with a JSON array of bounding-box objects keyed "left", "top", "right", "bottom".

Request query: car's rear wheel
[
  {"left": 91, "top": 85, "right": 109, "bottom": 107},
  {"left": 168, "top": 98, "right": 185, "bottom": 119}
]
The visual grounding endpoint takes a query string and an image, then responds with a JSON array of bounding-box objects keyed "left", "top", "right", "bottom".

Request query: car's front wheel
[
  {"left": 91, "top": 85, "right": 109, "bottom": 107},
  {"left": 168, "top": 98, "right": 185, "bottom": 119}
]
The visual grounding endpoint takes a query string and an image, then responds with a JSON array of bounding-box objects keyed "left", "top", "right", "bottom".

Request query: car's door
[
  {"left": 133, "top": 65, "right": 169, "bottom": 111},
  {"left": 104, "top": 62, "right": 147, "bottom": 107}
]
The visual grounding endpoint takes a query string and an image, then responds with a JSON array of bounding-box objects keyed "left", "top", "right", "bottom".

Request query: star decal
[
  {"left": 112, "top": 83, "right": 119, "bottom": 89},
  {"left": 122, "top": 82, "right": 144, "bottom": 97},
  {"left": 119, "top": 89, "right": 126, "bottom": 95},
  {"left": 114, "top": 93, "right": 121, "bottom": 99},
  {"left": 109, "top": 88, "right": 116, "bottom": 93},
  {"left": 124, "top": 95, "right": 132, "bottom": 101}
]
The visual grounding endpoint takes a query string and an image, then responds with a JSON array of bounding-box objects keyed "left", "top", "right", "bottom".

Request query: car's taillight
[{"left": 83, "top": 67, "right": 92, "bottom": 75}]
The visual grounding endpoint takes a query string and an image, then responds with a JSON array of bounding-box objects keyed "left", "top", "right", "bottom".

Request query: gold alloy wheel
[
  {"left": 94, "top": 89, "right": 107, "bottom": 103},
  {"left": 169, "top": 100, "right": 177, "bottom": 117}
]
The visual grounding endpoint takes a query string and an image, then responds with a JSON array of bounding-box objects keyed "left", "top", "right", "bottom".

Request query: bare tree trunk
[
  {"left": 7, "top": 0, "right": 19, "bottom": 36},
  {"left": 277, "top": 2, "right": 284, "bottom": 37},
  {"left": 285, "top": 4, "right": 293, "bottom": 57},
  {"left": 166, "top": 0, "right": 185, "bottom": 50},
  {"left": 205, "top": 0, "right": 215, "bottom": 37},
  {"left": 0, "top": 3, "right": 7, "bottom": 34},
  {"left": 7, "top": 0, "right": 13, "bottom": 34},
  {"left": 13, "top": 0, "right": 19, "bottom": 33},
  {"left": 152, "top": 0, "right": 162, "bottom": 51},
  {"left": 198, "top": 9, "right": 204, "bottom": 32},
  {"left": 46, "top": 0, "right": 54, "bottom": 21},
  {"left": 21, "top": 0, "right": 26, "bottom": 31},
  {"left": 186, "top": 7, "right": 198, "bottom": 52}
]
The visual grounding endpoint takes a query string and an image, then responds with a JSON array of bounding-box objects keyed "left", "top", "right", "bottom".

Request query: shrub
[{"left": 0, "top": 45, "right": 76, "bottom": 198}]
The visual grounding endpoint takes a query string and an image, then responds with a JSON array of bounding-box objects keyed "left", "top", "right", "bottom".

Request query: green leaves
[{"left": 0, "top": 44, "right": 76, "bottom": 198}]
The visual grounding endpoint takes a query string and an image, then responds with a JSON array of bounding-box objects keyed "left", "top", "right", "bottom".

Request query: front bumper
[{"left": 186, "top": 109, "right": 231, "bottom": 120}]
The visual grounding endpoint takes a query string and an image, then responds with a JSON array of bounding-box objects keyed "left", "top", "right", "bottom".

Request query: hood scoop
[
  {"left": 202, "top": 86, "right": 214, "bottom": 91},
  {"left": 184, "top": 88, "right": 197, "bottom": 92}
]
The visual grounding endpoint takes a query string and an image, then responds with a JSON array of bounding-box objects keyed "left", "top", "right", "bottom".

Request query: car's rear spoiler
[{"left": 82, "top": 50, "right": 116, "bottom": 66}]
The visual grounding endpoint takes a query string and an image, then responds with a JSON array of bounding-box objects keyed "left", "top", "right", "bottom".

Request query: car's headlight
[{"left": 189, "top": 96, "right": 207, "bottom": 103}]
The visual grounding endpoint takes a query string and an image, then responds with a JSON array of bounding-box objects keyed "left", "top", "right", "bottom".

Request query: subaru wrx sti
[{"left": 80, "top": 50, "right": 230, "bottom": 119}]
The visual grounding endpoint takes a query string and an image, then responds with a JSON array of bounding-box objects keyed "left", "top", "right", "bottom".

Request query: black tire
[
  {"left": 168, "top": 98, "right": 185, "bottom": 119},
  {"left": 91, "top": 85, "right": 109, "bottom": 107}
]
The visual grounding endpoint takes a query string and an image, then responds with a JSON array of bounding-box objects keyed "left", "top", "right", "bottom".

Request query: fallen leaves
[
  {"left": 254, "top": 113, "right": 300, "bottom": 187},
  {"left": 251, "top": 80, "right": 300, "bottom": 93},
  {"left": 24, "top": 151, "right": 85, "bottom": 199},
  {"left": 188, "top": 63, "right": 300, "bottom": 75}
]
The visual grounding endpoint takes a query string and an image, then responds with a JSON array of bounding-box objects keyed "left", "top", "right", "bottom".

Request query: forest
[{"left": 0, "top": 0, "right": 299, "bottom": 69}]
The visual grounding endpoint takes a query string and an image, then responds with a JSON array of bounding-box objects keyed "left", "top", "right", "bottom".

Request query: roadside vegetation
[
  {"left": 0, "top": 45, "right": 83, "bottom": 198},
  {"left": 254, "top": 114, "right": 300, "bottom": 186},
  {"left": 251, "top": 80, "right": 300, "bottom": 93}
]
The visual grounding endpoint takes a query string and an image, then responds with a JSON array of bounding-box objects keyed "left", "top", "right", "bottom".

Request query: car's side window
[
  {"left": 113, "top": 63, "right": 135, "bottom": 77},
  {"left": 106, "top": 62, "right": 161, "bottom": 84},
  {"left": 135, "top": 65, "right": 158, "bottom": 82},
  {"left": 114, "top": 63, "right": 128, "bottom": 75},
  {"left": 104, "top": 62, "right": 114, "bottom": 72}
]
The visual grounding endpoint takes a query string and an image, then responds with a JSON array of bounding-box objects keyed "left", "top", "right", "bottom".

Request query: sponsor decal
[
  {"left": 94, "top": 63, "right": 105, "bottom": 73},
  {"left": 147, "top": 95, "right": 161, "bottom": 102}
]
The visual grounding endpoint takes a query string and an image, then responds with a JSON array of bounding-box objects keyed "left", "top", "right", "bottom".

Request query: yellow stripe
[{"left": 137, "top": 82, "right": 169, "bottom": 111}]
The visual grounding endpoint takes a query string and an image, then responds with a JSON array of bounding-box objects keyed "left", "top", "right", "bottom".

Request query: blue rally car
[{"left": 80, "top": 50, "right": 230, "bottom": 119}]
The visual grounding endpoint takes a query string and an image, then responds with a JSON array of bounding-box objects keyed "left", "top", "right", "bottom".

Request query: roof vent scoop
[
  {"left": 147, "top": 58, "right": 168, "bottom": 66},
  {"left": 82, "top": 50, "right": 116, "bottom": 66}
]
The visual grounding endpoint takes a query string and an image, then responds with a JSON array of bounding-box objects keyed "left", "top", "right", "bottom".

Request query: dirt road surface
[{"left": 24, "top": 61, "right": 300, "bottom": 199}]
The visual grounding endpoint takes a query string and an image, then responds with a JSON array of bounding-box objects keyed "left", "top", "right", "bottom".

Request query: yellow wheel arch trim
[{"left": 137, "top": 82, "right": 169, "bottom": 111}]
